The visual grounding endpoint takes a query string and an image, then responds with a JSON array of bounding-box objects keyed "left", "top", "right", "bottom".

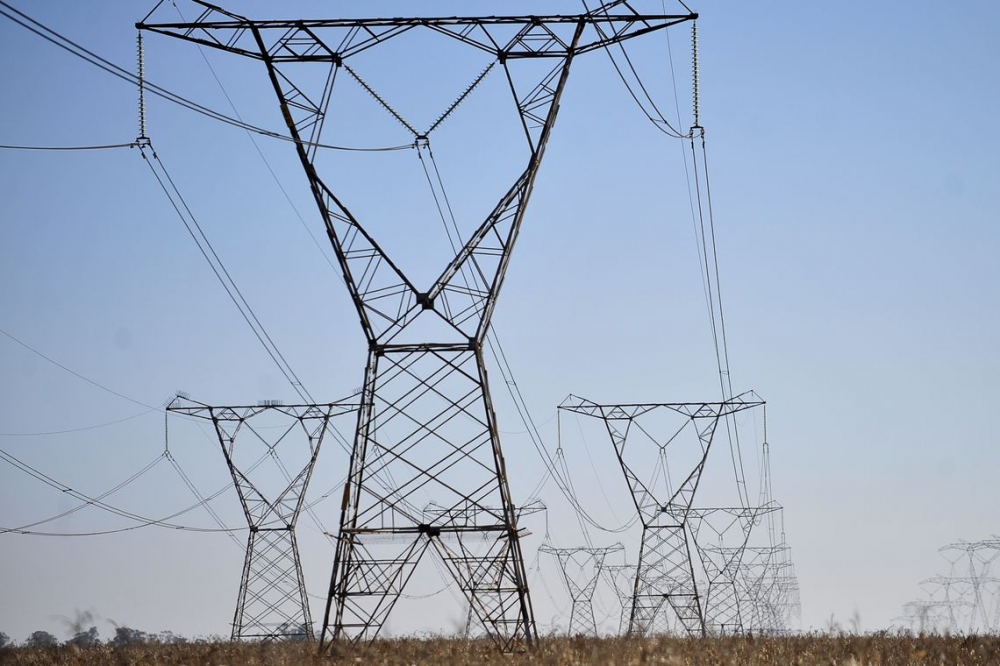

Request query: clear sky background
[{"left": 1, "top": 0, "right": 998, "bottom": 643}]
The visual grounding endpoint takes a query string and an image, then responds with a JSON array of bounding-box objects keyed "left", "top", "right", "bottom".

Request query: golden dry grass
[{"left": 3, "top": 634, "right": 1000, "bottom": 666}]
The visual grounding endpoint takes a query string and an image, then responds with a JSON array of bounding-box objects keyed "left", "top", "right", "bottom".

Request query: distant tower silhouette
[
  {"left": 167, "top": 396, "right": 355, "bottom": 640},
  {"left": 559, "top": 392, "right": 764, "bottom": 636}
]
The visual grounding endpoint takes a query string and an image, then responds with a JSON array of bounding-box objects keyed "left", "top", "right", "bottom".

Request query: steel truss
[
  {"left": 539, "top": 543, "right": 624, "bottom": 636},
  {"left": 736, "top": 541, "right": 800, "bottom": 634},
  {"left": 917, "top": 538, "right": 1000, "bottom": 634},
  {"left": 687, "top": 504, "right": 780, "bottom": 635},
  {"left": 140, "top": 2, "right": 696, "bottom": 652},
  {"left": 558, "top": 392, "right": 764, "bottom": 636},
  {"left": 602, "top": 564, "right": 639, "bottom": 634},
  {"left": 166, "top": 396, "right": 357, "bottom": 641}
]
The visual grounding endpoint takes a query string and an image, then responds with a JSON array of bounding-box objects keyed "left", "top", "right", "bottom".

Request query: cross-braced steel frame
[
  {"left": 558, "top": 392, "right": 764, "bottom": 636},
  {"left": 602, "top": 564, "right": 639, "bottom": 635},
  {"left": 166, "top": 396, "right": 356, "bottom": 641},
  {"left": 540, "top": 543, "right": 624, "bottom": 636},
  {"left": 687, "top": 504, "right": 780, "bottom": 635},
  {"left": 140, "top": 1, "right": 696, "bottom": 653},
  {"left": 738, "top": 545, "right": 799, "bottom": 634}
]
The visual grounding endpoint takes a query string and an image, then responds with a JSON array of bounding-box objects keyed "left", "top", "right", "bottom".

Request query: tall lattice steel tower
[
  {"left": 166, "top": 396, "right": 356, "bottom": 640},
  {"left": 141, "top": 2, "right": 696, "bottom": 652}
]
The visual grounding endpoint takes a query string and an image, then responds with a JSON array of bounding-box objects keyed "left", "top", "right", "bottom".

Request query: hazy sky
[{"left": 2, "top": 0, "right": 998, "bottom": 643}]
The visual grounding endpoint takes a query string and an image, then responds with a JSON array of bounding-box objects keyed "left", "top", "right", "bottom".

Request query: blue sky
[{"left": 1, "top": 0, "right": 999, "bottom": 642}]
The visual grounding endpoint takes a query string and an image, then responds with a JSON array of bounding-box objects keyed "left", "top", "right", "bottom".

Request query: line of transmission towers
[
  {"left": 140, "top": 0, "right": 710, "bottom": 652},
  {"left": 540, "top": 396, "right": 799, "bottom": 637},
  {"left": 136, "top": 0, "right": 800, "bottom": 649},
  {"left": 897, "top": 538, "right": 1000, "bottom": 634}
]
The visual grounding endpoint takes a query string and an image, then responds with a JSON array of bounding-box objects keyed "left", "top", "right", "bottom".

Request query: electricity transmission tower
[
  {"left": 540, "top": 543, "right": 624, "bottom": 636},
  {"left": 737, "top": 541, "right": 800, "bottom": 634},
  {"left": 558, "top": 392, "right": 764, "bottom": 636},
  {"left": 166, "top": 396, "right": 356, "bottom": 641},
  {"left": 687, "top": 504, "right": 779, "bottom": 635},
  {"left": 939, "top": 539, "right": 1000, "bottom": 633},
  {"left": 895, "top": 599, "right": 951, "bottom": 634},
  {"left": 912, "top": 538, "right": 1000, "bottom": 634},
  {"left": 602, "top": 564, "right": 639, "bottom": 635},
  {"left": 141, "top": 2, "right": 697, "bottom": 652}
]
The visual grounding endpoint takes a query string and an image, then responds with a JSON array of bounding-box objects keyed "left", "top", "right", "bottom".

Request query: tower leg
[
  {"left": 632, "top": 526, "right": 704, "bottom": 636},
  {"left": 323, "top": 347, "right": 535, "bottom": 651},
  {"left": 234, "top": 528, "right": 315, "bottom": 641}
]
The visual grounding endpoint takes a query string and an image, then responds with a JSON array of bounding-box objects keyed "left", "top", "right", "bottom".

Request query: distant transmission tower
[
  {"left": 687, "top": 504, "right": 779, "bottom": 635},
  {"left": 540, "top": 543, "right": 624, "bottom": 636},
  {"left": 558, "top": 392, "right": 765, "bottom": 636},
  {"left": 939, "top": 539, "right": 1000, "bottom": 633},
  {"left": 602, "top": 564, "right": 639, "bottom": 635},
  {"left": 166, "top": 396, "right": 356, "bottom": 640},
  {"left": 738, "top": 541, "right": 799, "bottom": 634},
  {"left": 141, "top": 3, "right": 696, "bottom": 653}
]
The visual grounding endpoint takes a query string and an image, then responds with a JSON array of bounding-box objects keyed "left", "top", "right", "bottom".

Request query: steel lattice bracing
[
  {"left": 602, "top": 564, "right": 639, "bottom": 635},
  {"left": 910, "top": 538, "right": 1000, "bottom": 634},
  {"left": 734, "top": 543, "right": 799, "bottom": 634},
  {"left": 687, "top": 504, "right": 780, "bottom": 635},
  {"left": 897, "top": 538, "right": 1000, "bottom": 635},
  {"left": 166, "top": 396, "right": 356, "bottom": 641},
  {"left": 140, "top": 2, "right": 696, "bottom": 653},
  {"left": 540, "top": 544, "right": 624, "bottom": 636},
  {"left": 559, "top": 392, "right": 764, "bottom": 636}
]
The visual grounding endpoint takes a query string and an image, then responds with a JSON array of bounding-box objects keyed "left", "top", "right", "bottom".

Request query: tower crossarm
[
  {"left": 138, "top": 5, "right": 697, "bottom": 62},
  {"left": 166, "top": 395, "right": 357, "bottom": 527},
  {"left": 558, "top": 393, "right": 765, "bottom": 525}
]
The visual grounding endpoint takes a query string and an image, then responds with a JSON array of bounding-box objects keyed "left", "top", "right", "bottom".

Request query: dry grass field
[{"left": 2, "top": 634, "right": 1000, "bottom": 666}]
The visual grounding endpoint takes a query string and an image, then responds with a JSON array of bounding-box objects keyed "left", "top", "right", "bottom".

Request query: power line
[
  {"left": 137, "top": 140, "right": 313, "bottom": 404},
  {"left": 0, "top": 446, "right": 239, "bottom": 535},
  {"left": 0, "top": 408, "right": 158, "bottom": 437},
  {"left": 0, "top": 1, "right": 411, "bottom": 153},
  {"left": 0, "top": 327, "right": 159, "bottom": 410},
  {"left": 0, "top": 142, "right": 139, "bottom": 151}
]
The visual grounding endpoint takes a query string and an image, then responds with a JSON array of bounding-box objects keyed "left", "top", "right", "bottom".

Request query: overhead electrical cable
[
  {"left": 6, "top": 452, "right": 166, "bottom": 532},
  {"left": 0, "top": 327, "right": 160, "bottom": 411},
  {"left": 0, "top": 328, "right": 243, "bottom": 538},
  {"left": 582, "top": 0, "right": 687, "bottom": 139},
  {"left": 0, "top": 142, "right": 140, "bottom": 151},
  {"left": 0, "top": 408, "right": 158, "bottom": 437},
  {"left": 688, "top": 129, "right": 750, "bottom": 508},
  {"left": 0, "top": 446, "right": 241, "bottom": 535},
  {"left": 0, "top": 1, "right": 410, "bottom": 153},
  {"left": 136, "top": 141, "right": 313, "bottom": 405}
]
